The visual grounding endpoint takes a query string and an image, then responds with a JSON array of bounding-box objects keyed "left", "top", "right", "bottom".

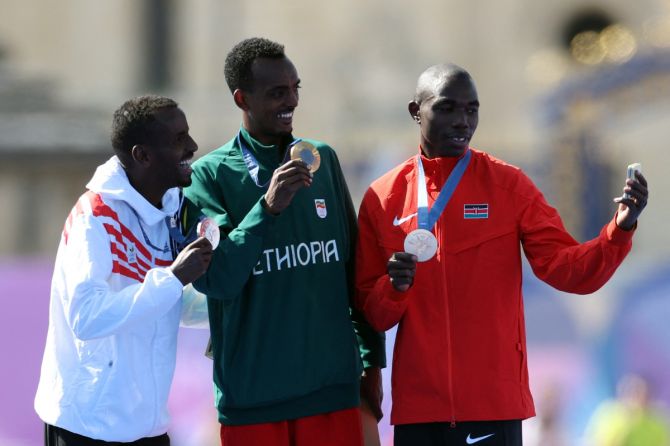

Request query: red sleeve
[
  {"left": 354, "top": 188, "right": 411, "bottom": 331},
  {"left": 518, "top": 173, "right": 634, "bottom": 294}
]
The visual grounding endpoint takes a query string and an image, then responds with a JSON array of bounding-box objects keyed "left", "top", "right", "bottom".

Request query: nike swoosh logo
[
  {"left": 466, "top": 433, "right": 495, "bottom": 444},
  {"left": 393, "top": 213, "right": 417, "bottom": 226}
]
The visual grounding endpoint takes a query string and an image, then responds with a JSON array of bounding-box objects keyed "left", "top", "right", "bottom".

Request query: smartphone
[{"left": 623, "top": 163, "right": 642, "bottom": 199}]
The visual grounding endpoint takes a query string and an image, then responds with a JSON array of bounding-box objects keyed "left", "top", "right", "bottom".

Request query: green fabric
[{"left": 183, "top": 127, "right": 385, "bottom": 425}]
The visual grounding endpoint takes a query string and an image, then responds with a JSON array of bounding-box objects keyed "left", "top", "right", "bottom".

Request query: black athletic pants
[
  {"left": 395, "top": 419, "right": 522, "bottom": 446},
  {"left": 44, "top": 424, "right": 170, "bottom": 446}
]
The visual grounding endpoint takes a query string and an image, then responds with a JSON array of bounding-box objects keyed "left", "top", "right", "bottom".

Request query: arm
[
  {"left": 183, "top": 164, "right": 274, "bottom": 299},
  {"left": 62, "top": 214, "right": 185, "bottom": 340},
  {"left": 355, "top": 188, "right": 414, "bottom": 331},
  {"left": 170, "top": 237, "right": 213, "bottom": 327},
  {"left": 331, "top": 150, "right": 386, "bottom": 421},
  {"left": 519, "top": 173, "right": 637, "bottom": 294},
  {"left": 184, "top": 159, "right": 312, "bottom": 300},
  {"left": 333, "top": 156, "right": 386, "bottom": 369},
  {"left": 179, "top": 284, "right": 209, "bottom": 328},
  {"left": 187, "top": 198, "right": 273, "bottom": 300}
]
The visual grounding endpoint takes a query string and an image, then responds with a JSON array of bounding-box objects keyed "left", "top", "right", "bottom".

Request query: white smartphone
[{"left": 623, "top": 163, "right": 642, "bottom": 199}]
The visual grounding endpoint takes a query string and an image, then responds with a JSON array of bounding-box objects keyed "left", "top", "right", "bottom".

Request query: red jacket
[{"left": 355, "top": 148, "right": 634, "bottom": 425}]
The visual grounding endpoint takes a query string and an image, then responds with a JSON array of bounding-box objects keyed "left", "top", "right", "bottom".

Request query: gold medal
[
  {"left": 290, "top": 141, "right": 320, "bottom": 173},
  {"left": 404, "top": 229, "right": 437, "bottom": 262},
  {"left": 197, "top": 217, "right": 220, "bottom": 250}
]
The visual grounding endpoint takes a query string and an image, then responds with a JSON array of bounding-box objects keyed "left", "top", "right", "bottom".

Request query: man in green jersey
[{"left": 184, "top": 37, "right": 385, "bottom": 446}]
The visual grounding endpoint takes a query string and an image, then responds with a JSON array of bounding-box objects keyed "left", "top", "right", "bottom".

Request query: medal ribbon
[
  {"left": 237, "top": 130, "right": 302, "bottom": 188},
  {"left": 416, "top": 149, "right": 472, "bottom": 230},
  {"left": 129, "top": 206, "right": 175, "bottom": 255},
  {"left": 167, "top": 192, "right": 202, "bottom": 255}
]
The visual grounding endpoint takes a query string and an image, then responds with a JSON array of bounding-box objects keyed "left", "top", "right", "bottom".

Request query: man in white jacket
[{"left": 35, "top": 95, "right": 213, "bottom": 445}]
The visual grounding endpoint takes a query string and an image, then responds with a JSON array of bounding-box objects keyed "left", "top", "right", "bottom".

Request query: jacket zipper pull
[{"left": 450, "top": 419, "right": 456, "bottom": 428}]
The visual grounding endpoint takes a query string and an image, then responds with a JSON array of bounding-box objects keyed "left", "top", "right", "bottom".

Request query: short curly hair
[
  {"left": 110, "top": 95, "right": 178, "bottom": 163},
  {"left": 224, "top": 37, "right": 285, "bottom": 93}
]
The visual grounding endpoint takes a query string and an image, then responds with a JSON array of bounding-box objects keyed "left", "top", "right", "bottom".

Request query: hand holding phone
[
  {"left": 623, "top": 163, "right": 642, "bottom": 199},
  {"left": 614, "top": 162, "right": 648, "bottom": 230}
]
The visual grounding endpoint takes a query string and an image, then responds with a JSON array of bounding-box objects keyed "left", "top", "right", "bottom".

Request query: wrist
[
  {"left": 617, "top": 222, "right": 635, "bottom": 231},
  {"left": 614, "top": 220, "right": 637, "bottom": 232},
  {"left": 615, "top": 211, "right": 637, "bottom": 231},
  {"left": 169, "top": 265, "right": 187, "bottom": 286},
  {"left": 261, "top": 196, "right": 280, "bottom": 216},
  {"left": 386, "top": 273, "right": 412, "bottom": 300}
]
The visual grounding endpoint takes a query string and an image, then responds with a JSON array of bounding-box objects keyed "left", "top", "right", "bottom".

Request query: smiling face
[
  {"left": 409, "top": 66, "right": 479, "bottom": 158},
  {"left": 146, "top": 107, "right": 198, "bottom": 189},
  {"left": 235, "top": 56, "right": 300, "bottom": 146}
]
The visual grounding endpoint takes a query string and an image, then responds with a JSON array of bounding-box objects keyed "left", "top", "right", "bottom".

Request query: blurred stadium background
[{"left": 1, "top": 1, "right": 669, "bottom": 445}]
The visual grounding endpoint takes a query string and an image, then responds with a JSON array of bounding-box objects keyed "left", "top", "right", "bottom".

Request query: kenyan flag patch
[{"left": 464, "top": 203, "right": 489, "bottom": 219}]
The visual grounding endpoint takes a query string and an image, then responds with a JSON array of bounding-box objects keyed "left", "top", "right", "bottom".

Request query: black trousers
[
  {"left": 395, "top": 419, "right": 522, "bottom": 446},
  {"left": 44, "top": 424, "right": 170, "bottom": 446}
]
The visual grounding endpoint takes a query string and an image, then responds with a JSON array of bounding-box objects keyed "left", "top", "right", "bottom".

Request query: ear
[
  {"left": 233, "top": 89, "right": 249, "bottom": 111},
  {"left": 130, "top": 144, "right": 151, "bottom": 167},
  {"left": 408, "top": 101, "right": 421, "bottom": 124}
]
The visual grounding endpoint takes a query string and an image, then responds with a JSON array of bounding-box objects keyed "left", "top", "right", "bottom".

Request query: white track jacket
[{"left": 35, "top": 156, "right": 204, "bottom": 442}]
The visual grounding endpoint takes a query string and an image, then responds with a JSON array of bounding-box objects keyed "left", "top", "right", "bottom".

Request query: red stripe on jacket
[
  {"left": 64, "top": 191, "right": 173, "bottom": 282},
  {"left": 112, "top": 261, "right": 143, "bottom": 282},
  {"left": 63, "top": 195, "right": 86, "bottom": 244},
  {"left": 85, "top": 192, "right": 154, "bottom": 262},
  {"left": 110, "top": 242, "right": 148, "bottom": 277}
]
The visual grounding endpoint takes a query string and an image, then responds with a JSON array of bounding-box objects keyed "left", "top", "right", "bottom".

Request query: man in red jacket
[{"left": 354, "top": 63, "right": 649, "bottom": 446}]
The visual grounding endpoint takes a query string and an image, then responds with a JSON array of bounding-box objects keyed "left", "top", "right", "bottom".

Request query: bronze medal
[{"left": 197, "top": 217, "right": 220, "bottom": 250}]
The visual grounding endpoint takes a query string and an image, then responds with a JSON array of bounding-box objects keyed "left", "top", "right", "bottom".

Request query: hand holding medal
[
  {"left": 404, "top": 228, "right": 438, "bottom": 262},
  {"left": 387, "top": 252, "right": 418, "bottom": 292},
  {"left": 290, "top": 141, "right": 320, "bottom": 173},
  {"left": 197, "top": 217, "right": 220, "bottom": 250}
]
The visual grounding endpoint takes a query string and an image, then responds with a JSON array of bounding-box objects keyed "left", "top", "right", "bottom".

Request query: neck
[
  {"left": 242, "top": 126, "right": 290, "bottom": 160},
  {"left": 126, "top": 170, "right": 164, "bottom": 209},
  {"left": 242, "top": 120, "right": 282, "bottom": 146},
  {"left": 421, "top": 147, "right": 465, "bottom": 159},
  {"left": 250, "top": 131, "right": 281, "bottom": 146}
]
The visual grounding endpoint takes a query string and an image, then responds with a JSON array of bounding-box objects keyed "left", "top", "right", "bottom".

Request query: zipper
[
  {"left": 437, "top": 209, "right": 457, "bottom": 427},
  {"left": 148, "top": 255, "right": 159, "bottom": 431}
]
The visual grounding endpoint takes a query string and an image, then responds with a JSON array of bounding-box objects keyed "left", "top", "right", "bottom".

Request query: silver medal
[{"left": 404, "top": 228, "right": 437, "bottom": 262}]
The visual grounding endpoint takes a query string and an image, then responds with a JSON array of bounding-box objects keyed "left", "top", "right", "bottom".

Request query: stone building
[{"left": 1, "top": 0, "right": 668, "bottom": 258}]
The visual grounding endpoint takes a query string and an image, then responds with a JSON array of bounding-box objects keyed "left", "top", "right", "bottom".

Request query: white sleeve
[
  {"left": 179, "top": 284, "right": 209, "bottom": 329},
  {"left": 61, "top": 213, "right": 184, "bottom": 340}
]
